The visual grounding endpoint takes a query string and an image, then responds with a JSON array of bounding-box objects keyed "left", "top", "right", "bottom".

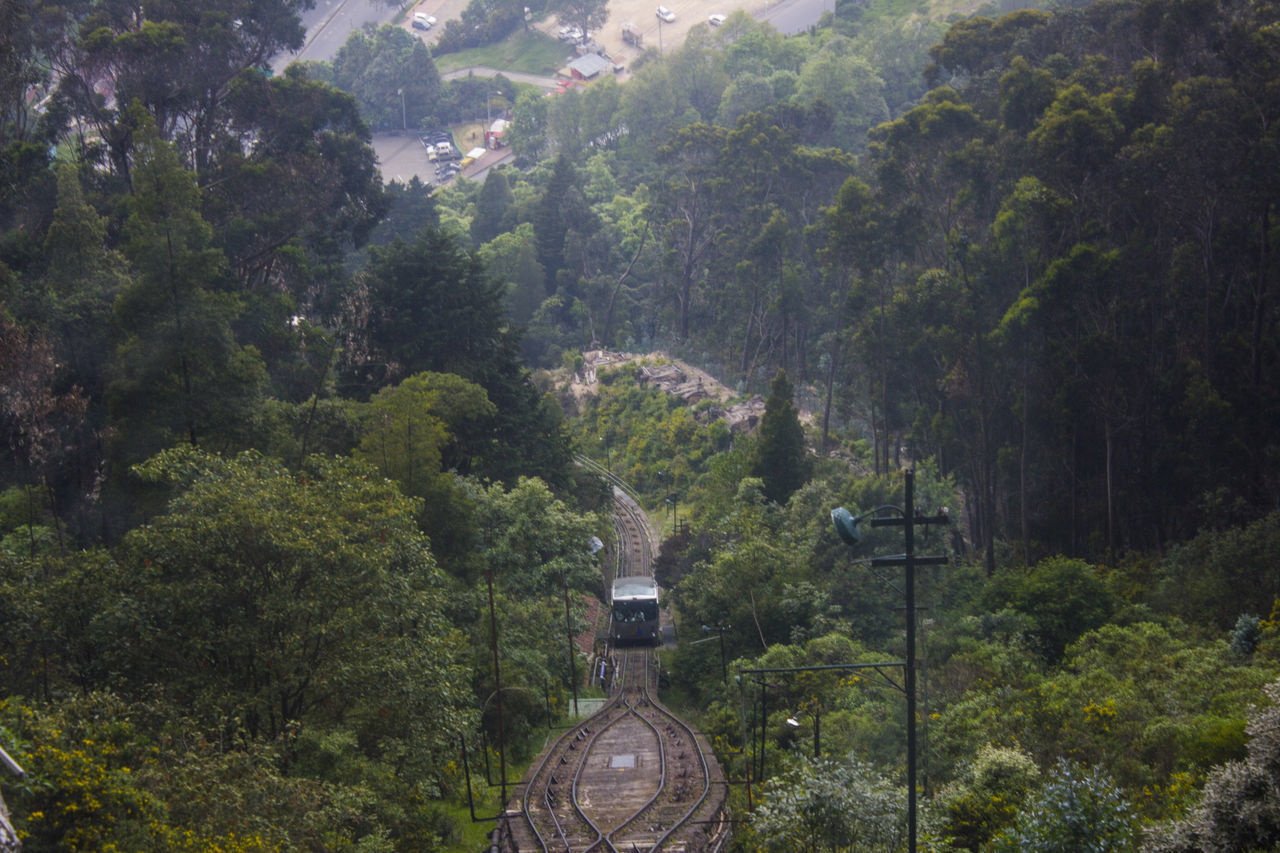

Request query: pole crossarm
[
  {"left": 871, "top": 554, "right": 950, "bottom": 567},
  {"left": 869, "top": 513, "right": 951, "bottom": 527},
  {"left": 739, "top": 662, "right": 906, "bottom": 694}
]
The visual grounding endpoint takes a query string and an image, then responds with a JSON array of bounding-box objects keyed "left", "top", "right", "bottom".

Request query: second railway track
[{"left": 500, "top": 474, "right": 729, "bottom": 852}]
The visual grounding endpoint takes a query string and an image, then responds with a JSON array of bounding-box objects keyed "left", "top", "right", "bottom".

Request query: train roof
[{"left": 612, "top": 575, "right": 658, "bottom": 601}]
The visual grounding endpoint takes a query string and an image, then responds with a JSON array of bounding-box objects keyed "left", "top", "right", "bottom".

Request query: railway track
[{"left": 500, "top": 464, "right": 729, "bottom": 852}]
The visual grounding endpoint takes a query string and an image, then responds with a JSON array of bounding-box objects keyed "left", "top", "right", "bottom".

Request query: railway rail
[{"left": 499, "top": 464, "right": 729, "bottom": 852}]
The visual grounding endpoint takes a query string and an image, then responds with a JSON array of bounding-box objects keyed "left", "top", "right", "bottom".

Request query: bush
[{"left": 992, "top": 759, "right": 1137, "bottom": 853}]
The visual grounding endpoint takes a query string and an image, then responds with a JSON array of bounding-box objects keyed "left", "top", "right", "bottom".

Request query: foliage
[
  {"left": 570, "top": 366, "right": 733, "bottom": 511},
  {"left": 434, "top": 0, "right": 527, "bottom": 55},
  {"left": 991, "top": 759, "right": 1137, "bottom": 853},
  {"left": 927, "top": 744, "right": 1041, "bottom": 851},
  {"left": 1143, "top": 679, "right": 1280, "bottom": 853},
  {"left": 113, "top": 447, "right": 473, "bottom": 782},
  {"left": 354, "top": 226, "right": 573, "bottom": 488},
  {"left": 752, "top": 369, "right": 812, "bottom": 504},
  {"left": 107, "top": 112, "right": 266, "bottom": 467},
  {"left": 929, "top": 620, "right": 1279, "bottom": 812},
  {"left": 751, "top": 755, "right": 905, "bottom": 852},
  {"left": 547, "top": 0, "right": 611, "bottom": 42},
  {"left": 456, "top": 476, "right": 607, "bottom": 751},
  {"left": 310, "top": 25, "right": 443, "bottom": 131},
  {"left": 1230, "top": 615, "right": 1263, "bottom": 659},
  {"left": 1155, "top": 512, "right": 1280, "bottom": 632},
  {"left": 982, "top": 556, "right": 1118, "bottom": 662}
]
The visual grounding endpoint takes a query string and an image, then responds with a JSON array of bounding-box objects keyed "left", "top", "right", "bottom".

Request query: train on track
[{"left": 609, "top": 574, "right": 660, "bottom": 645}]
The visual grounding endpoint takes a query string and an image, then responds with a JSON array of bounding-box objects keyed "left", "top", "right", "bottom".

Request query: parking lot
[{"left": 404, "top": 0, "right": 767, "bottom": 71}]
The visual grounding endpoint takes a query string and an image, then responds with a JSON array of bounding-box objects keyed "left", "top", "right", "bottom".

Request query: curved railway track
[{"left": 501, "top": 463, "right": 729, "bottom": 852}]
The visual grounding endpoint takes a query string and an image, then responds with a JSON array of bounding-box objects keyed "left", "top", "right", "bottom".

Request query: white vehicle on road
[
  {"left": 707, "top": 12, "right": 725, "bottom": 24},
  {"left": 656, "top": 5, "right": 675, "bottom": 22}
]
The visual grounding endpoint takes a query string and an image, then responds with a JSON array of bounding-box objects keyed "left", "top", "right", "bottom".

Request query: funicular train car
[{"left": 610, "top": 575, "right": 660, "bottom": 645}]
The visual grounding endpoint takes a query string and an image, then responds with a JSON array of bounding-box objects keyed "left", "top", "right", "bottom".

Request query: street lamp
[
  {"left": 698, "top": 624, "right": 727, "bottom": 683},
  {"left": 831, "top": 469, "right": 948, "bottom": 853},
  {"left": 397, "top": 87, "right": 406, "bottom": 131},
  {"left": 785, "top": 707, "right": 820, "bottom": 758}
]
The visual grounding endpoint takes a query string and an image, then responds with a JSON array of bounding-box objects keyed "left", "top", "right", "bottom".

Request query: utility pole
[
  {"left": 485, "top": 568, "right": 508, "bottom": 809},
  {"left": 832, "top": 470, "right": 949, "bottom": 853},
  {"left": 563, "top": 572, "right": 580, "bottom": 718}
]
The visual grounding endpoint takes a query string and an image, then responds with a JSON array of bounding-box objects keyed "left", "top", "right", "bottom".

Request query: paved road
[
  {"left": 757, "top": 0, "right": 826, "bottom": 35},
  {"left": 442, "top": 66, "right": 559, "bottom": 90},
  {"left": 278, "top": 0, "right": 401, "bottom": 65}
]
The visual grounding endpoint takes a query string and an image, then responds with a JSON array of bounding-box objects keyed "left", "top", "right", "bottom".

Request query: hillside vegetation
[{"left": 2, "top": 0, "right": 1279, "bottom": 849}]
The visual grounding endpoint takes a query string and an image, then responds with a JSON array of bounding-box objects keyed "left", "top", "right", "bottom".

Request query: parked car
[
  {"left": 707, "top": 12, "right": 725, "bottom": 25},
  {"left": 412, "top": 12, "right": 435, "bottom": 30},
  {"left": 656, "top": 5, "right": 675, "bottom": 22}
]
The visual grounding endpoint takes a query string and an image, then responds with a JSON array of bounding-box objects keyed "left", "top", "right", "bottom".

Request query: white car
[
  {"left": 412, "top": 12, "right": 436, "bottom": 30},
  {"left": 656, "top": 5, "right": 675, "bottom": 22},
  {"left": 707, "top": 13, "right": 725, "bottom": 25}
]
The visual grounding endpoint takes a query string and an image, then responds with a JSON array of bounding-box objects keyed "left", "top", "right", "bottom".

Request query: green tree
[
  {"left": 1144, "top": 679, "right": 1280, "bottom": 853},
  {"left": 506, "top": 88, "right": 550, "bottom": 163},
  {"left": 328, "top": 25, "right": 442, "bottom": 130},
  {"left": 471, "top": 168, "right": 515, "bottom": 246},
  {"left": 982, "top": 556, "right": 1117, "bottom": 662},
  {"left": 107, "top": 113, "right": 266, "bottom": 466},
  {"left": 547, "top": 0, "right": 610, "bottom": 43},
  {"left": 752, "top": 369, "right": 811, "bottom": 505},
  {"left": 992, "top": 759, "right": 1137, "bottom": 853},
  {"left": 361, "top": 227, "right": 505, "bottom": 385},
  {"left": 1154, "top": 511, "right": 1280, "bottom": 632},
  {"left": 113, "top": 447, "right": 472, "bottom": 778},
  {"left": 353, "top": 371, "right": 496, "bottom": 570},
  {"left": 58, "top": 0, "right": 314, "bottom": 175},
  {"left": 929, "top": 745, "right": 1041, "bottom": 850},
  {"left": 212, "top": 65, "right": 387, "bottom": 315},
  {"left": 793, "top": 39, "right": 889, "bottom": 151},
  {"left": 40, "top": 162, "right": 129, "bottom": 403},
  {"left": 358, "top": 227, "right": 572, "bottom": 487},
  {"left": 478, "top": 223, "right": 547, "bottom": 326},
  {"left": 752, "top": 756, "right": 906, "bottom": 852}
]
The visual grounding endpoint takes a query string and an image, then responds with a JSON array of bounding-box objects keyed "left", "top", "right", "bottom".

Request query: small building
[
  {"left": 485, "top": 118, "right": 510, "bottom": 148},
  {"left": 568, "top": 52, "right": 612, "bottom": 81}
]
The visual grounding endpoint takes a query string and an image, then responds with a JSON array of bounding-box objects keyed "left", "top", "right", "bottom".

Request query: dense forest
[{"left": 2, "top": 0, "right": 1280, "bottom": 849}]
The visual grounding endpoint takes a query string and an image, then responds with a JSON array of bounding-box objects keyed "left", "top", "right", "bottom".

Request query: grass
[{"left": 433, "top": 29, "right": 571, "bottom": 76}]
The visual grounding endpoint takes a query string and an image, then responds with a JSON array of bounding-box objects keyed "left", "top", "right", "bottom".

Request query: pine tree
[{"left": 752, "top": 369, "right": 811, "bottom": 504}]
